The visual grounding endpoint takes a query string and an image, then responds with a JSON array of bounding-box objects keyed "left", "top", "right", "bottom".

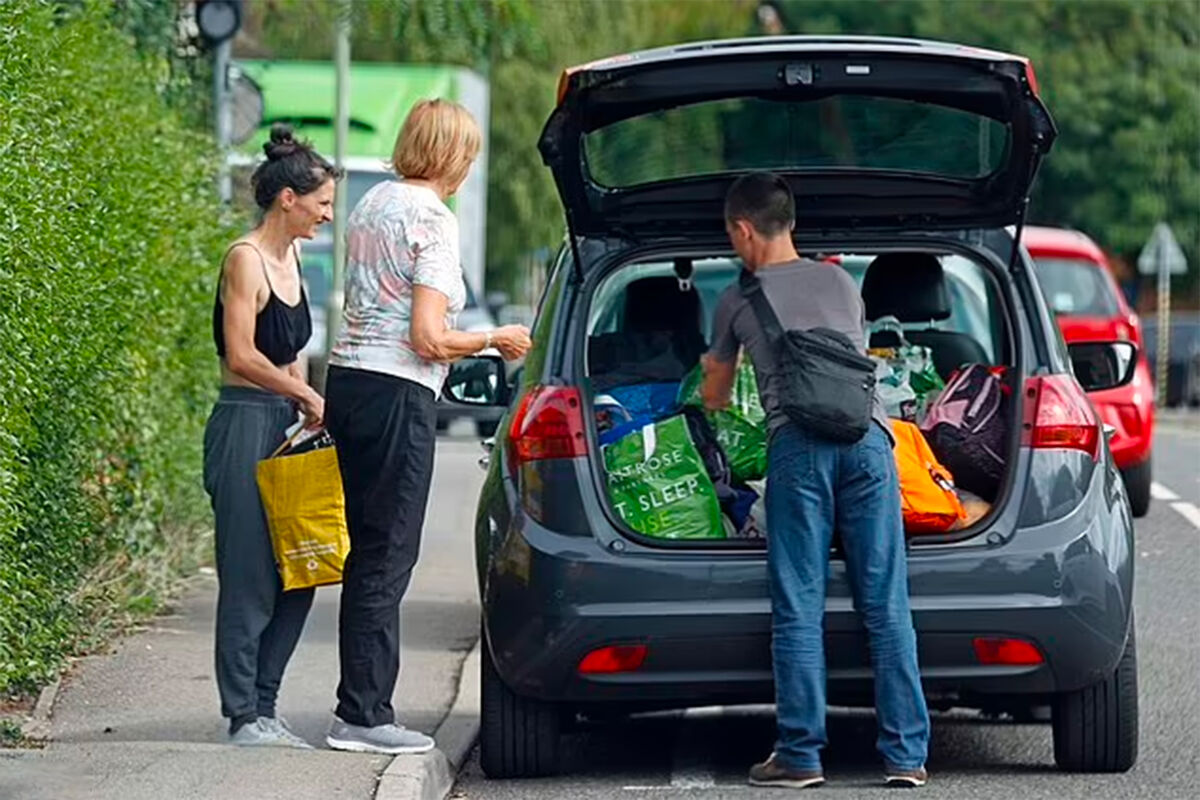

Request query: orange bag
[{"left": 890, "top": 420, "right": 967, "bottom": 534}]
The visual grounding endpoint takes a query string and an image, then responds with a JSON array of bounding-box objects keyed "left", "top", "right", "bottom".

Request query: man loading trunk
[{"left": 700, "top": 172, "right": 931, "bottom": 789}]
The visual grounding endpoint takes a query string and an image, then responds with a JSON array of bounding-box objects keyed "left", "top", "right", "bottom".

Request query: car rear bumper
[{"left": 483, "top": 503, "right": 1133, "bottom": 709}]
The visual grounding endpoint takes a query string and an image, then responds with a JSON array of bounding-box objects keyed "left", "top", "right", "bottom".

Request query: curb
[
  {"left": 374, "top": 639, "right": 482, "bottom": 800},
  {"left": 19, "top": 675, "right": 61, "bottom": 742}
]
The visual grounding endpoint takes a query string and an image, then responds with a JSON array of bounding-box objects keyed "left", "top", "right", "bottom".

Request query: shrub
[{"left": 0, "top": 0, "right": 233, "bottom": 692}]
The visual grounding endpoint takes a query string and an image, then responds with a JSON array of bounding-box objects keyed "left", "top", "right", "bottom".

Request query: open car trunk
[
  {"left": 583, "top": 248, "right": 1023, "bottom": 549},
  {"left": 540, "top": 36, "right": 1055, "bottom": 238}
]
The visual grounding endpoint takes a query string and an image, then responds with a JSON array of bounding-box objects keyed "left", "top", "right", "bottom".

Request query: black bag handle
[{"left": 739, "top": 268, "right": 785, "bottom": 343}]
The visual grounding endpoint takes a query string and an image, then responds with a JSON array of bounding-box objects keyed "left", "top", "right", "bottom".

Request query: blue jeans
[{"left": 766, "top": 421, "right": 930, "bottom": 772}]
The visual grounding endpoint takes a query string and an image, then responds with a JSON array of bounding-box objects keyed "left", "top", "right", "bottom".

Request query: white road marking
[
  {"left": 1151, "top": 482, "right": 1181, "bottom": 501},
  {"left": 668, "top": 706, "right": 723, "bottom": 790},
  {"left": 1170, "top": 501, "right": 1200, "bottom": 530}
]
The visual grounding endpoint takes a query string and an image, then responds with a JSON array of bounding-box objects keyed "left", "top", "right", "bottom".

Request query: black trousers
[
  {"left": 325, "top": 366, "right": 437, "bottom": 727},
  {"left": 203, "top": 387, "right": 315, "bottom": 733}
]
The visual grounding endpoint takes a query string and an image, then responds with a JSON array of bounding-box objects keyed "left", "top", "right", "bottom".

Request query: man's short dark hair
[{"left": 724, "top": 172, "right": 795, "bottom": 237}]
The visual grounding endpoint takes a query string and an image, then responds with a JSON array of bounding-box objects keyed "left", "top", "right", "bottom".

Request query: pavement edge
[
  {"left": 374, "top": 638, "right": 482, "bottom": 800},
  {"left": 18, "top": 675, "right": 61, "bottom": 742}
]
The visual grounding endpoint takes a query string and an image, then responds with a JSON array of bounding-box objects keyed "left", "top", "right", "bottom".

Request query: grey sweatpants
[{"left": 202, "top": 386, "right": 315, "bottom": 733}]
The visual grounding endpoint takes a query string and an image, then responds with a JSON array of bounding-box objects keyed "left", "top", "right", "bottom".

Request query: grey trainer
[
  {"left": 260, "top": 716, "right": 315, "bottom": 750},
  {"left": 325, "top": 717, "right": 436, "bottom": 755},
  {"left": 228, "top": 718, "right": 311, "bottom": 749}
]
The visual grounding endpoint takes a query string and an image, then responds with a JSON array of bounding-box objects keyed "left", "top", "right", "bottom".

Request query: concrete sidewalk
[{"left": 0, "top": 440, "right": 486, "bottom": 800}]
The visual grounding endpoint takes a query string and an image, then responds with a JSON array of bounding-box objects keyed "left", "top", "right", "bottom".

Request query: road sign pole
[
  {"left": 1138, "top": 222, "right": 1187, "bottom": 407},
  {"left": 214, "top": 38, "right": 232, "bottom": 204},
  {"left": 327, "top": 0, "right": 351, "bottom": 356},
  {"left": 1156, "top": 254, "right": 1171, "bottom": 407}
]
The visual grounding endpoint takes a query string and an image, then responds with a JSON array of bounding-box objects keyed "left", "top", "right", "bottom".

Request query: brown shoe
[
  {"left": 748, "top": 753, "right": 826, "bottom": 789},
  {"left": 884, "top": 766, "right": 928, "bottom": 787}
]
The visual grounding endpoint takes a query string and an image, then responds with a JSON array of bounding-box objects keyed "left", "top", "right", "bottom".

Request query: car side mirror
[
  {"left": 443, "top": 355, "right": 509, "bottom": 407},
  {"left": 1068, "top": 341, "right": 1138, "bottom": 393}
]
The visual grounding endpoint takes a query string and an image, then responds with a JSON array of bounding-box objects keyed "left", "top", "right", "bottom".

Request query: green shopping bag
[
  {"left": 678, "top": 360, "right": 768, "bottom": 482},
  {"left": 602, "top": 415, "right": 724, "bottom": 539}
]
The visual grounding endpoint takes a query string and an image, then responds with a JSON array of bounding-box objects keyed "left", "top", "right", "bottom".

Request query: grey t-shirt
[{"left": 710, "top": 258, "right": 890, "bottom": 439}]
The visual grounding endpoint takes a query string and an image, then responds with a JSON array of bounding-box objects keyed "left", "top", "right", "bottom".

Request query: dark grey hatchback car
[{"left": 443, "top": 37, "right": 1139, "bottom": 779}]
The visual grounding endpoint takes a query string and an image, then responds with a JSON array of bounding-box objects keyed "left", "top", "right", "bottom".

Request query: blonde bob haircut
[{"left": 391, "top": 99, "right": 482, "bottom": 191}]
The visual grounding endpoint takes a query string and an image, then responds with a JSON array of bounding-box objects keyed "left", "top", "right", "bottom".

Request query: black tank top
[{"left": 213, "top": 242, "right": 313, "bottom": 366}]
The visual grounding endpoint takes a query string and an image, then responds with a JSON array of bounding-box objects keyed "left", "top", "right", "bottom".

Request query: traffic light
[{"left": 195, "top": 0, "right": 242, "bottom": 46}]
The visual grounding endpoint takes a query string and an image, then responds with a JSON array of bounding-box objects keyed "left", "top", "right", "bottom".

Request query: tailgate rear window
[{"left": 584, "top": 96, "right": 1010, "bottom": 188}]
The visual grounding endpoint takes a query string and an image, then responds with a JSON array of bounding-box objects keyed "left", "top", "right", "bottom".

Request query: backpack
[
  {"left": 891, "top": 420, "right": 967, "bottom": 534},
  {"left": 919, "top": 364, "right": 1010, "bottom": 501}
]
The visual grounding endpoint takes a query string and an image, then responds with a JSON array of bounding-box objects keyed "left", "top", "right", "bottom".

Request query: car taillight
[
  {"left": 578, "top": 644, "right": 648, "bottom": 675},
  {"left": 1024, "top": 374, "right": 1100, "bottom": 460},
  {"left": 508, "top": 385, "right": 587, "bottom": 466},
  {"left": 973, "top": 637, "right": 1044, "bottom": 666},
  {"left": 1023, "top": 59, "right": 1040, "bottom": 95}
]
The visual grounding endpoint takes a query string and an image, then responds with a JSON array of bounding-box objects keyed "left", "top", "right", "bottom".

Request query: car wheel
[
  {"left": 436, "top": 418, "right": 450, "bottom": 433},
  {"left": 1121, "top": 458, "right": 1152, "bottom": 519},
  {"left": 476, "top": 419, "right": 499, "bottom": 438},
  {"left": 480, "top": 633, "right": 562, "bottom": 778},
  {"left": 1052, "top": 619, "right": 1138, "bottom": 773}
]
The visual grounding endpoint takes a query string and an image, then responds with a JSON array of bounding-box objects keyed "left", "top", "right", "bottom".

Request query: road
[{"left": 453, "top": 425, "right": 1200, "bottom": 799}]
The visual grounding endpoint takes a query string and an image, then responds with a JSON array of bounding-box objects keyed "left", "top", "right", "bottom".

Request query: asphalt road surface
[{"left": 453, "top": 425, "right": 1200, "bottom": 800}]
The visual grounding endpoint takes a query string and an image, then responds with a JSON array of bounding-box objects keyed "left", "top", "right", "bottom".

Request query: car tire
[
  {"left": 1121, "top": 458, "right": 1152, "bottom": 519},
  {"left": 1052, "top": 619, "right": 1138, "bottom": 773},
  {"left": 476, "top": 419, "right": 499, "bottom": 438},
  {"left": 480, "top": 633, "right": 562, "bottom": 778},
  {"left": 436, "top": 418, "right": 450, "bottom": 433}
]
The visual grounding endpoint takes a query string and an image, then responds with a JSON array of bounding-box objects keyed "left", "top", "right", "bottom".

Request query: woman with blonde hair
[{"left": 324, "top": 99, "right": 531, "bottom": 754}]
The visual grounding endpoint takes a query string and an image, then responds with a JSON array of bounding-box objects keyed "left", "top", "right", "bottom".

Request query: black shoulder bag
[{"left": 739, "top": 269, "right": 876, "bottom": 443}]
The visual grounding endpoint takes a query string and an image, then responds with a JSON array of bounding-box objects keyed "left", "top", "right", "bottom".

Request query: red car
[{"left": 1023, "top": 226, "right": 1154, "bottom": 516}]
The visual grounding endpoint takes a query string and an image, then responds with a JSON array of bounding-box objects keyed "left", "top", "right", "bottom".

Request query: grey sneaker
[
  {"left": 884, "top": 766, "right": 929, "bottom": 787},
  {"left": 228, "top": 718, "right": 310, "bottom": 749},
  {"left": 325, "top": 717, "right": 436, "bottom": 755},
  {"left": 259, "top": 716, "right": 314, "bottom": 750},
  {"left": 748, "top": 753, "right": 826, "bottom": 789}
]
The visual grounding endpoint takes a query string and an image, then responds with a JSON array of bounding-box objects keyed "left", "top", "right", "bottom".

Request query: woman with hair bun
[{"left": 203, "top": 123, "right": 341, "bottom": 748}]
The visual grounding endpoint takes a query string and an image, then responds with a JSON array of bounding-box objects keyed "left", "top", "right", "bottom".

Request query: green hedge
[{"left": 0, "top": 1, "right": 231, "bottom": 692}]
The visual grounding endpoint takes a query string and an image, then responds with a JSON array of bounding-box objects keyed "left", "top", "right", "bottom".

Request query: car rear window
[
  {"left": 583, "top": 96, "right": 1010, "bottom": 188},
  {"left": 1032, "top": 258, "right": 1119, "bottom": 317}
]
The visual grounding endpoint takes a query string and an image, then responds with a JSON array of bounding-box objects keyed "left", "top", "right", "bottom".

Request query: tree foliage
[{"left": 776, "top": 0, "right": 1199, "bottom": 280}]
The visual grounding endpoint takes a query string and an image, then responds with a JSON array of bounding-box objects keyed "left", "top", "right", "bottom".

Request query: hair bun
[{"left": 264, "top": 123, "right": 300, "bottom": 161}]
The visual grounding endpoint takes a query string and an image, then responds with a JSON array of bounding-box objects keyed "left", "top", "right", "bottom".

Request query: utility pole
[
  {"left": 327, "top": 0, "right": 351, "bottom": 356},
  {"left": 214, "top": 37, "right": 233, "bottom": 204}
]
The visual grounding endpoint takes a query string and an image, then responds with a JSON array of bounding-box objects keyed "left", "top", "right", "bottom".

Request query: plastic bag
[
  {"left": 602, "top": 415, "right": 724, "bottom": 539},
  {"left": 678, "top": 360, "right": 768, "bottom": 483},
  {"left": 873, "top": 356, "right": 918, "bottom": 421},
  {"left": 868, "top": 316, "right": 944, "bottom": 421},
  {"left": 256, "top": 429, "right": 351, "bottom": 591}
]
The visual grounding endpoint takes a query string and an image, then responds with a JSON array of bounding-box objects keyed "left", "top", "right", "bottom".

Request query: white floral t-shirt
[{"left": 329, "top": 181, "right": 467, "bottom": 394}]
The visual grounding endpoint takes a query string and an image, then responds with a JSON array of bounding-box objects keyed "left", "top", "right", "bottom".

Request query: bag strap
[
  {"left": 738, "top": 269, "right": 785, "bottom": 343},
  {"left": 267, "top": 426, "right": 330, "bottom": 459}
]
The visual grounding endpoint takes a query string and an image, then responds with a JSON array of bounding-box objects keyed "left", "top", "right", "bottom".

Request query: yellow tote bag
[{"left": 256, "top": 429, "right": 351, "bottom": 592}]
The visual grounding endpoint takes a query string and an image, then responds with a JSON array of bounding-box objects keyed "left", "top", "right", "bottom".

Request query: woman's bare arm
[{"left": 410, "top": 286, "right": 531, "bottom": 363}]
